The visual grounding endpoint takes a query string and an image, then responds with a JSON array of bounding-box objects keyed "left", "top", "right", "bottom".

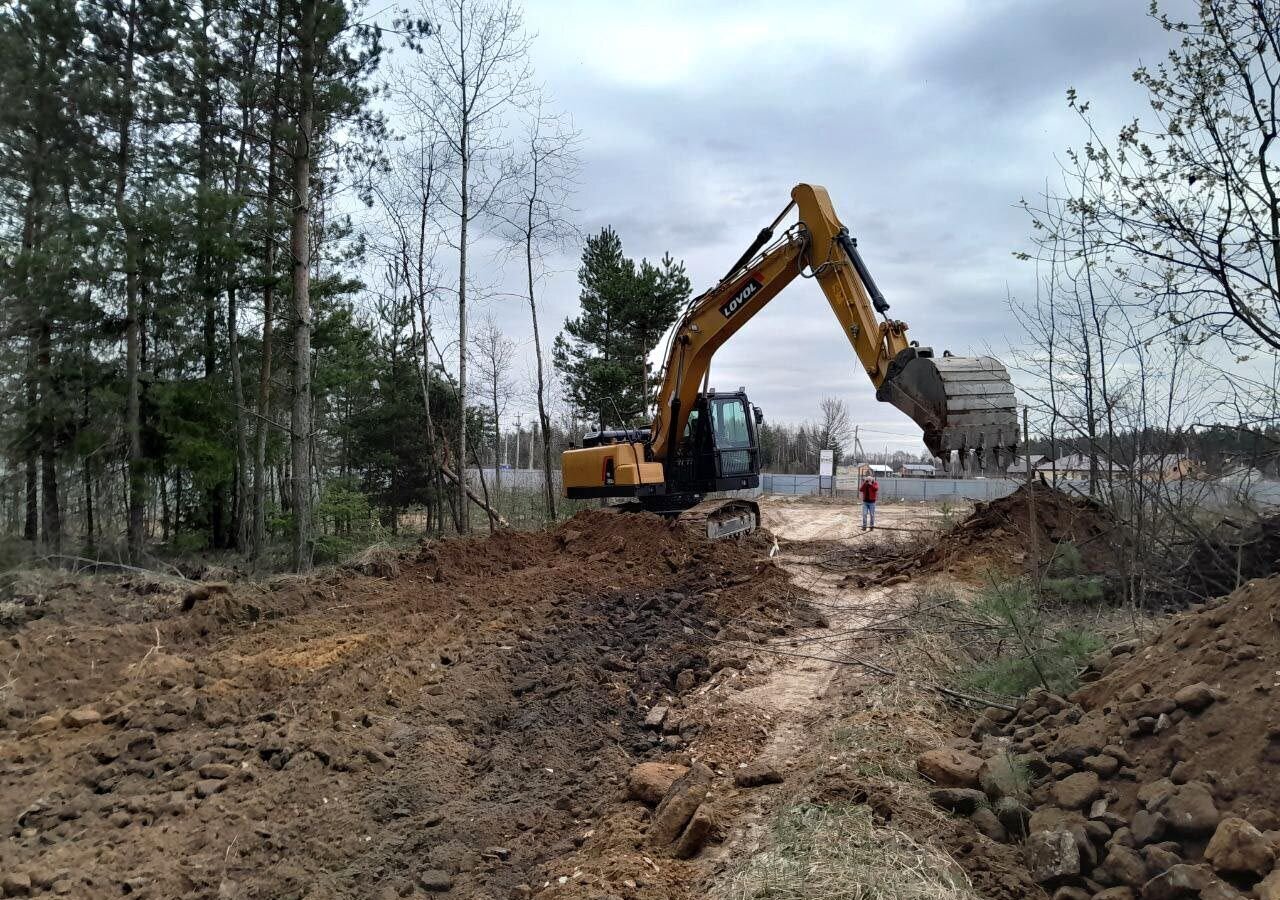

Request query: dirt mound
[
  {"left": 955, "top": 574, "right": 1280, "bottom": 896},
  {"left": 841, "top": 482, "right": 1117, "bottom": 585},
  {"left": 925, "top": 482, "right": 1114, "bottom": 573},
  {"left": 0, "top": 511, "right": 811, "bottom": 899}
]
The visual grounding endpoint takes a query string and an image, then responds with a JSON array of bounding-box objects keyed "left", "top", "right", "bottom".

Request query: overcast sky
[{"left": 394, "top": 0, "right": 1187, "bottom": 454}]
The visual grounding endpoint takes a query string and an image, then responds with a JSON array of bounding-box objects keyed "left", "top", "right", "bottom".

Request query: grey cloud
[{"left": 430, "top": 2, "right": 1189, "bottom": 452}]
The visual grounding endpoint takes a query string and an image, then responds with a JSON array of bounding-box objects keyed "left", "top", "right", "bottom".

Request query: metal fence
[
  {"left": 468, "top": 467, "right": 1280, "bottom": 511},
  {"left": 762, "top": 473, "right": 1021, "bottom": 502}
]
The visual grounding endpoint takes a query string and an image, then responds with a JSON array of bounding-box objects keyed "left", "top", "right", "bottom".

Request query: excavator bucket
[{"left": 876, "top": 347, "right": 1018, "bottom": 474}]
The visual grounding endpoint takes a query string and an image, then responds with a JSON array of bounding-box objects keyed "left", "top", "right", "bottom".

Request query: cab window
[{"left": 711, "top": 398, "right": 750, "bottom": 449}]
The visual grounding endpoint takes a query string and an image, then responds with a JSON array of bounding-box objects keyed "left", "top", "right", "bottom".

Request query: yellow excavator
[{"left": 561, "top": 183, "right": 1018, "bottom": 538}]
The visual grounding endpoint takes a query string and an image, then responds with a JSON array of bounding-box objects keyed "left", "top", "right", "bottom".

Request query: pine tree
[
  {"left": 630, "top": 252, "right": 690, "bottom": 414},
  {"left": 553, "top": 228, "right": 689, "bottom": 429}
]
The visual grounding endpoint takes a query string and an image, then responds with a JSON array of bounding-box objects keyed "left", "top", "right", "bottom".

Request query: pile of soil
[
  {"left": 940, "top": 574, "right": 1280, "bottom": 899},
  {"left": 0, "top": 510, "right": 811, "bottom": 899},
  {"left": 864, "top": 482, "right": 1118, "bottom": 585}
]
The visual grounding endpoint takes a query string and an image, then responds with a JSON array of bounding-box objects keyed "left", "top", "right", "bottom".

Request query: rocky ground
[
  {"left": 920, "top": 574, "right": 1280, "bottom": 900},
  {"left": 0, "top": 510, "right": 818, "bottom": 899},
  {"left": 1, "top": 494, "right": 1275, "bottom": 900}
]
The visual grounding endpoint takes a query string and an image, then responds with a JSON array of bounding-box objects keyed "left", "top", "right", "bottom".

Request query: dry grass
[
  {"left": 715, "top": 674, "right": 980, "bottom": 900},
  {"left": 720, "top": 800, "right": 979, "bottom": 900}
]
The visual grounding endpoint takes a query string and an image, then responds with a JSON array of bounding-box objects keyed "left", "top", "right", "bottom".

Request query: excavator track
[
  {"left": 675, "top": 498, "right": 761, "bottom": 540},
  {"left": 603, "top": 498, "right": 761, "bottom": 540}
]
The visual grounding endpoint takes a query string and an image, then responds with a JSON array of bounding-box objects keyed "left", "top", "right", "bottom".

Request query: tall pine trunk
[
  {"left": 37, "top": 318, "right": 60, "bottom": 554},
  {"left": 115, "top": 0, "right": 144, "bottom": 561},
  {"left": 253, "top": 3, "right": 285, "bottom": 562},
  {"left": 289, "top": 0, "right": 317, "bottom": 571}
]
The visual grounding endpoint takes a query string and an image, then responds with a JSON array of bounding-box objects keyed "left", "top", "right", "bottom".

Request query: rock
[
  {"left": 675, "top": 670, "right": 696, "bottom": 692},
  {"left": 673, "top": 803, "right": 715, "bottom": 858},
  {"left": 1101, "top": 845, "right": 1149, "bottom": 888},
  {"left": 649, "top": 763, "right": 711, "bottom": 847},
  {"left": 61, "top": 707, "right": 101, "bottom": 729},
  {"left": 1025, "top": 828, "right": 1081, "bottom": 883},
  {"left": 1030, "top": 806, "right": 1086, "bottom": 833},
  {"left": 1154, "top": 782, "right": 1219, "bottom": 836},
  {"left": 0, "top": 873, "right": 32, "bottom": 896},
  {"left": 643, "top": 705, "right": 669, "bottom": 730},
  {"left": 1054, "top": 772, "right": 1103, "bottom": 810},
  {"left": 1138, "top": 779, "right": 1177, "bottom": 811},
  {"left": 1203, "top": 817, "right": 1274, "bottom": 876},
  {"left": 1124, "top": 698, "right": 1176, "bottom": 721},
  {"left": 734, "top": 762, "right": 783, "bottom": 788},
  {"left": 979, "top": 754, "right": 1030, "bottom": 803},
  {"left": 1082, "top": 818, "right": 1111, "bottom": 843},
  {"left": 929, "top": 788, "right": 988, "bottom": 815},
  {"left": 971, "top": 807, "right": 1008, "bottom": 842},
  {"left": 1052, "top": 888, "right": 1090, "bottom": 900},
  {"left": 1142, "top": 845, "right": 1181, "bottom": 876},
  {"left": 994, "top": 796, "right": 1031, "bottom": 838},
  {"left": 198, "top": 763, "right": 238, "bottom": 780},
  {"left": 1132, "top": 810, "right": 1168, "bottom": 847},
  {"left": 1094, "top": 890, "right": 1135, "bottom": 900},
  {"left": 627, "top": 762, "right": 688, "bottom": 804},
  {"left": 1256, "top": 869, "right": 1280, "bottom": 900},
  {"left": 1172, "top": 683, "right": 1218, "bottom": 713},
  {"left": 29, "top": 715, "right": 59, "bottom": 735},
  {"left": 1137, "top": 864, "right": 1220, "bottom": 900},
  {"left": 1084, "top": 755, "right": 1121, "bottom": 778},
  {"left": 418, "top": 869, "right": 452, "bottom": 892},
  {"left": 916, "top": 749, "right": 983, "bottom": 788},
  {"left": 1051, "top": 761, "right": 1076, "bottom": 779},
  {"left": 1070, "top": 822, "right": 1098, "bottom": 870},
  {"left": 194, "top": 779, "right": 226, "bottom": 799}
]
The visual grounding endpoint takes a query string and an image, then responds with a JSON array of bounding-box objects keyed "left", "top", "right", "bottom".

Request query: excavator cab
[{"left": 667, "top": 390, "right": 762, "bottom": 495}]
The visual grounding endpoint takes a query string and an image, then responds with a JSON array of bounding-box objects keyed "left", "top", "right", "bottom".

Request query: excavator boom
[
  {"left": 560, "top": 183, "right": 1019, "bottom": 539},
  {"left": 649, "top": 184, "right": 1018, "bottom": 471}
]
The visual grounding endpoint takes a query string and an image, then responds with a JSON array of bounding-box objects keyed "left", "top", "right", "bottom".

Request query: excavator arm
[{"left": 649, "top": 183, "right": 1017, "bottom": 470}]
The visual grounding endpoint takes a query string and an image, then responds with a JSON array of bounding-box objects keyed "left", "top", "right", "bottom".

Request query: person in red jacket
[{"left": 859, "top": 475, "right": 879, "bottom": 531}]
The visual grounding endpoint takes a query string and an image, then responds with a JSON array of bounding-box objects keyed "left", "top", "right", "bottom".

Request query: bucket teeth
[{"left": 876, "top": 348, "right": 1018, "bottom": 474}]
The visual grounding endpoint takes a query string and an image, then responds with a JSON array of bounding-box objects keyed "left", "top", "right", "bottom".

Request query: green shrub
[{"left": 959, "top": 575, "right": 1103, "bottom": 698}]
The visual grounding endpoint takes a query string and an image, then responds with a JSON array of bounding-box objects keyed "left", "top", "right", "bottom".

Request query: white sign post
[{"left": 819, "top": 449, "right": 834, "bottom": 495}]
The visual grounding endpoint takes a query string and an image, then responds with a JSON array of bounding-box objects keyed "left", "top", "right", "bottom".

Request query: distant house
[
  {"left": 899, "top": 463, "right": 936, "bottom": 478},
  {"left": 1006, "top": 455, "right": 1047, "bottom": 476},
  {"left": 842, "top": 462, "right": 893, "bottom": 478},
  {"left": 1130, "top": 454, "right": 1198, "bottom": 481},
  {"left": 1036, "top": 454, "right": 1121, "bottom": 481}
]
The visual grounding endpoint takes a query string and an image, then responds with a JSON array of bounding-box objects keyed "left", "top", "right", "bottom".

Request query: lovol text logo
[{"left": 720, "top": 277, "right": 762, "bottom": 318}]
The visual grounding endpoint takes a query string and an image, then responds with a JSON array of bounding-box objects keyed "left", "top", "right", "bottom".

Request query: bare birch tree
[
  {"left": 407, "top": 0, "right": 531, "bottom": 533},
  {"left": 502, "top": 97, "right": 580, "bottom": 521}
]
